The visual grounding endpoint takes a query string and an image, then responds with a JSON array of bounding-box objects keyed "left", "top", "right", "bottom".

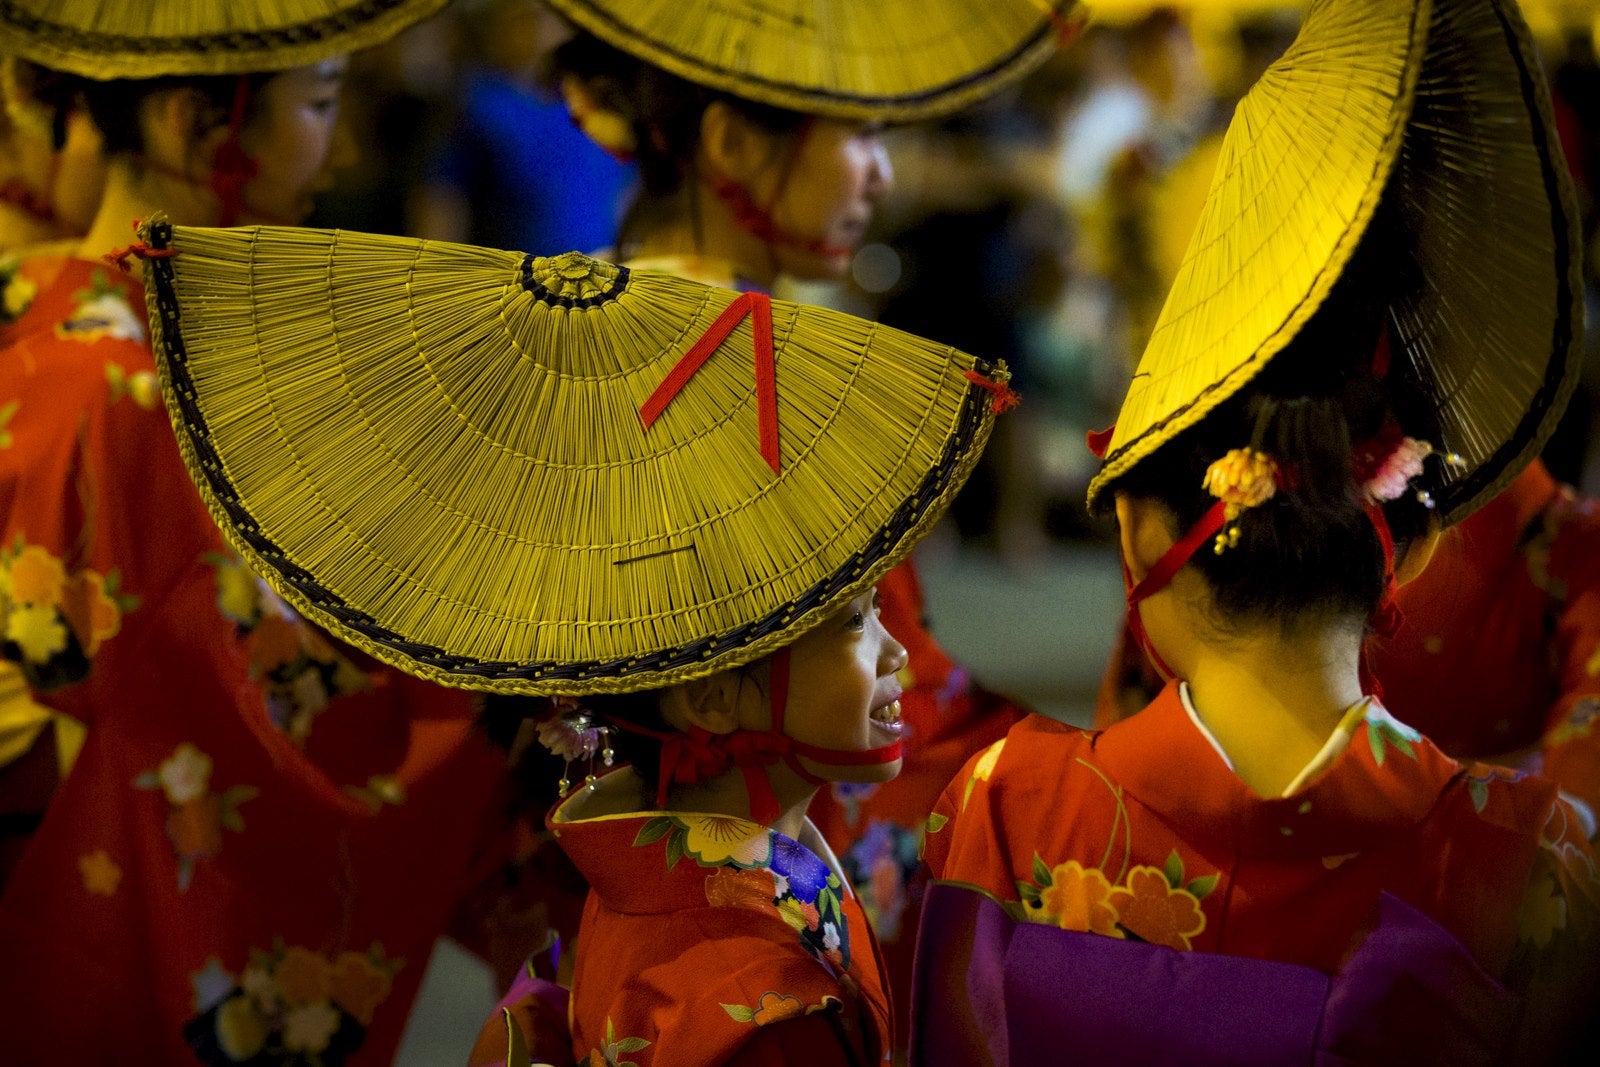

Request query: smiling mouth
[{"left": 870, "top": 698, "right": 903, "bottom": 729}]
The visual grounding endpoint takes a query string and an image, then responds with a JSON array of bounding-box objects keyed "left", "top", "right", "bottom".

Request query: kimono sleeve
[
  {"left": 1539, "top": 490, "right": 1600, "bottom": 821},
  {"left": 1507, "top": 797, "right": 1600, "bottom": 1060},
  {"left": 920, "top": 736, "right": 1008, "bottom": 881},
  {"left": 0, "top": 333, "right": 209, "bottom": 729},
  {"left": 724, "top": 1013, "right": 870, "bottom": 1066}
]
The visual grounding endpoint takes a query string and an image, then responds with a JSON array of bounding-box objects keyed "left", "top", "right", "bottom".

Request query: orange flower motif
[
  {"left": 78, "top": 849, "right": 122, "bottom": 896},
  {"left": 1108, "top": 865, "right": 1207, "bottom": 950},
  {"left": 274, "top": 946, "right": 332, "bottom": 1007},
  {"left": 165, "top": 794, "right": 224, "bottom": 859},
  {"left": 59, "top": 570, "right": 121, "bottom": 655},
  {"left": 7, "top": 544, "right": 66, "bottom": 606},
  {"left": 704, "top": 866, "right": 776, "bottom": 912},
  {"left": 328, "top": 951, "right": 392, "bottom": 1026},
  {"left": 1038, "top": 860, "right": 1120, "bottom": 936},
  {"left": 751, "top": 992, "right": 804, "bottom": 1026}
]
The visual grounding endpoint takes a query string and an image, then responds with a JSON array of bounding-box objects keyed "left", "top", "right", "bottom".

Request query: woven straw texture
[
  {"left": 142, "top": 222, "right": 999, "bottom": 697},
  {"left": 1087, "top": 0, "right": 1581, "bottom": 529},
  {"left": 0, "top": 0, "right": 447, "bottom": 79},
  {"left": 543, "top": 0, "right": 1082, "bottom": 122}
]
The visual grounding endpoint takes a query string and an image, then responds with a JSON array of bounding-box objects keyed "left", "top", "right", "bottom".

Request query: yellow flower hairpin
[{"left": 1201, "top": 448, "right": 1279, "bottom": 554}]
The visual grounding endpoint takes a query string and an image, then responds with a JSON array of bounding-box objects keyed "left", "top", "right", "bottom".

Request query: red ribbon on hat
[{"left": 640, "top": 290, "right": 781, "bottom": 474}]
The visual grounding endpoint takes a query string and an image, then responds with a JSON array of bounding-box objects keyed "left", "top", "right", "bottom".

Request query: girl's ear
[
  {"left": 698, "top": 99, "right": 776, "bottom": 184},
  {"left": 1114, "top": 492, "right": 1178, "bottom": 586},
  {"left": 658, "top": 672, "right": 743, "bottom": 735},
  {"left": 139, "top": 86, "right": 227, "bottom": 176}
]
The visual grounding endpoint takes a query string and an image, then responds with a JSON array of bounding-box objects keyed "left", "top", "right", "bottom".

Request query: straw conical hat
[
  {"left": 543, "top": 0, "right": 1083, "bottom": 122},
  {"left": 0, "top": 0, "right": 447, "bottom": 80},
  {"left": 1086, "top": 0, "right": 1581, "bottom": 527},
  {"left": 141, "top": 220, "right": 1004, "bottom": 696}
]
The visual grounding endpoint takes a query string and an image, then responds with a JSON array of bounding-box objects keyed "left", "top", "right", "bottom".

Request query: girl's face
[
  {"left": 237, "top": 57, "right": 353, "bottom": 224},
  {"left": 750, "top": 119, "right": 894, "bottom": 280},
  {"left": 740, "top": 588, "right": 908, "bottom": 783}
]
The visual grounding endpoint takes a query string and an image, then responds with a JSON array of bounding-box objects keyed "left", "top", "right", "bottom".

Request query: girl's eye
[{"left": 847, "top": 609, "right": 865, "bottom": 631}]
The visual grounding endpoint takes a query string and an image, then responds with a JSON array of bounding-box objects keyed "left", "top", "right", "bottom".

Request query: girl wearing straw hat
[
  {"left": 0, "top": 4, "right": 533, "bottom": 1065},
  {"left": 917, "top": 0, "right": 1599, "bottom": 1060},
  {"left": 127, "top": 219, "right": 1016, "bottom": 1063},
  {"left": 543, "top": 0, "right": 1081, "bottom": 1010}
]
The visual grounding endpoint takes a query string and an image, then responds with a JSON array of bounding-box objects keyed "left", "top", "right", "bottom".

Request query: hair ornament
[
  {"left": 525, "top": 696, "right": 615, "bottom": 797},
  {"left": 559, "top": 75, "right": 637, "bottom": 163},
  {"left": 1202, "top": 448, "right": 1279, "bottom": 553}
]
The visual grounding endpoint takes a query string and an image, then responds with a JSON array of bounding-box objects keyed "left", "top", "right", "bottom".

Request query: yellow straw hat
[
  {"left": 139, "top": 219, "right": 1008, "bottom": 696},
  {"left": 0, "top": 0, "right": 447, "bottom": 80},
  {"left": 1086, "top": 0, "right": 1581, "bottom": 527},
  {"left": 542, "top": 0, "right": 1084, "bottom": 122}
]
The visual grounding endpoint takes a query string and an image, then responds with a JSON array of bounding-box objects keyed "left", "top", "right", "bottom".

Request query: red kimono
[
  {"left": 0, "top": 255, "right": 515, "bottom": 1065},
  {"left": 1097, "top": 462, "right": 1600, "bottom": 822},
  {"left": 480, "top": 771, "right": 892, "bottom": 1066},
  {"left": 922, "top": 683, "right": 1600, "bottom": 1061},
  {"left": 1372, "top": 461, "right": 1600, "bottom": 816}
]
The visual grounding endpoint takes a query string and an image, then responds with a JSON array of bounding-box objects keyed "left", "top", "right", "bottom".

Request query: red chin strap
[
  {"left": 208, "top": 75, "right": 260, "bottom": 227},
  {"left": 621, "top": 646, "right": 903, "bottom": 825},
  {"left": 1123, "top": 499, "right": 1228, "bottom": 680},
  {"left": 705, "top": 118, "right": 856, "bottom": 264}
]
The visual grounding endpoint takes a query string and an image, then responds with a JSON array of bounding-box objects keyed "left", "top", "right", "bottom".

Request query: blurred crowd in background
[{"left": 291, "top": 0, "right": 1600, "bottom": 562}]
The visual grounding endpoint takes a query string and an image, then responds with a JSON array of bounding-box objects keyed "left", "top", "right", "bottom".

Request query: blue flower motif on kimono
[{"left": 770, "top": 833, "right": 830, "bottom": 901}]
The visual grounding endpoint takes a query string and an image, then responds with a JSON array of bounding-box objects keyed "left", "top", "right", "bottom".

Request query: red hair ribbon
[
  {"left": 963, "top": 370, "right": 1020, "bottom": 414},
  {"left": 640, "top": 290, "right": 781, "bottom": 474},
  {"left": 1371, "top": 327, "right": 1393, "bottom": 379}
]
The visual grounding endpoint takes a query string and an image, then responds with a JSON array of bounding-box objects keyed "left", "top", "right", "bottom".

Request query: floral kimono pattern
[
  {"left": 923, "top": 683, "right": 1600, "bottom": 1059},
  {"left": 525, "top": 771, "right": 892, "bottom": 1066},
  {"left": 0, "top": 255, "right": 514, "bottom": 1066}
]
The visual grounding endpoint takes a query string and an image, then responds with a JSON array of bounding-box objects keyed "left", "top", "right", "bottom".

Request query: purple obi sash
[{"left": 910, "top": 884, "right": 1518, "bottom": 1065}]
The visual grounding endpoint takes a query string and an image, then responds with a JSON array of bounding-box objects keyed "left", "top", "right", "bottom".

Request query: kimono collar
[
  {"left": 1094, "top": 681, "right": 1464, "bottom": 859},
  {"left": 549, "top": 770, "right": 859, "bottom": 972}
]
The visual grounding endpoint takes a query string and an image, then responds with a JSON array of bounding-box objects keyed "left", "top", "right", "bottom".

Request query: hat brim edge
[
  {"left": 142, "top": 217, "right": 998, "bottom": 698},
  {"left": 0, "top": 0, "right": 449, "bottom": 80},
  {"left": 545, "top": 0, "right": 1077, "bottom": 123},
  {"left": 1428, "top": 0, "right": 1583, "bottom": 527}
]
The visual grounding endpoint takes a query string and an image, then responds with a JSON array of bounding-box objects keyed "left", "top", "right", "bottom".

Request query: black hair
[
  {"left": 1107, "top": 202, "right": 1440, "bottom": 635},
  {"left": 550, "top": 32, "right": 811, "bottom": 256},
  {"left": 74, "top": 72, "right": 276, "bottom": 158}
]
